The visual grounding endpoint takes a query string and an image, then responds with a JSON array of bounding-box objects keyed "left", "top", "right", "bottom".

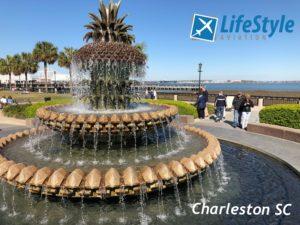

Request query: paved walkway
[
  {"left": 0, "top": 111, "right": 28, "bottom": 137},
  {"left": 194, "top": 118, "right": 300, "bottom": 172},
  {"left": 220, "top": 106, "right": 261, "bottom": 124}
]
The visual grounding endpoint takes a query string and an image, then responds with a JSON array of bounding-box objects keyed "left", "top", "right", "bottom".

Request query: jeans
[
  {"left": 216, "top": 106, "right": 225, "bottom": 121},
  {"left": 241, "top": 112, "right": 251, "bottom": 129},
  {"left": 233, "top": 110, "right": 240, "bottom": 127}
]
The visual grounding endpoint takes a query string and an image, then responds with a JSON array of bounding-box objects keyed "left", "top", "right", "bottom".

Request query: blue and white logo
[{"left": 190, "top": 14, "right": 218, "bottom": 42}]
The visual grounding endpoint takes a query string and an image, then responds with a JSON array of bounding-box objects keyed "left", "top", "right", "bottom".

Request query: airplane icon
[
  {"left": 190, "top": 14, "right": 218, "bottom": 42},
  {"left": 193, "top": 18, "right": 213, "bottom": 37}
]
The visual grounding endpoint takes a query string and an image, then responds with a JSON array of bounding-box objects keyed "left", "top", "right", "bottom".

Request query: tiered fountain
[
  {"left": 1, "top": 2, "right": 300, "bottom": 225},
  {"left": 0, "top": 0, "right": 221, "bottom": 219}
]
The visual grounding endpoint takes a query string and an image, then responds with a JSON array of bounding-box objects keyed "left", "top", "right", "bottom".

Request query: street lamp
[
  {"left": 198, "top": 63, "right": 202, "bottom": 89},
  {"left": 54, "top": 71, "right": 57, "bottom": 83},
  {"left": 54, "top": 71, "right": 57, "bottom": 93}
]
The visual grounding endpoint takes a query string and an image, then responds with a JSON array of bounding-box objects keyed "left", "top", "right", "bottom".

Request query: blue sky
[{"left": 0, "top": 0, "right": 299, "bottom": 81}]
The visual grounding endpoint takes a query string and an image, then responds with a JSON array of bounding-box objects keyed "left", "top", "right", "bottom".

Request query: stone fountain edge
[{"left": 0, "top": 126, "right": 221, "bottom": 199}]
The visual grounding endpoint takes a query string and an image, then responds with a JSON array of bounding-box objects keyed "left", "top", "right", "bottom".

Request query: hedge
[
  {"left": 259, "top": 104, "right": 300, "bottom": 129},
  {"left": 3, "top": 98, "right": 215, "bottom": 119},
  {"left": 2, "top": 104, "right": 30, "bottom": 119},
  {"left": 144, "top": 99, "right": 214, "bottom": 118},
  {"left": 3, "top": 98, "right": 72, "bottom": 119}
]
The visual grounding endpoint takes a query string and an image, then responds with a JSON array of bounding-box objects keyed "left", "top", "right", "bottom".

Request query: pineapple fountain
[{"left": 0, "top": 1, "right": 224, "bottom": 224}]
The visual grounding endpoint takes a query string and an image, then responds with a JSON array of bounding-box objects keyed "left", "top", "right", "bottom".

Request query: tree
[
  {"left": 20, "top": 53, "right": 39, "bottom": 91},
  {"left": 83, "top": 0, "right": 135, "bottom": 44},
  {"left": 58, "top": 47, "right": 77, "bottom": 93},
  {"left": 33, "top": 41, "right": 58, "bottom": 93},
  {"left": 0, "top": 55, "right": 15, "bottom": 90},
  {"left": 11, "top": 54, "right": 23, "bottom": 89}
]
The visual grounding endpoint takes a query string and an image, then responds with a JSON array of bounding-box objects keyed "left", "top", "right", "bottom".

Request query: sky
[{"left": 0, "top": 0, "right": 299, "bottom": 81}]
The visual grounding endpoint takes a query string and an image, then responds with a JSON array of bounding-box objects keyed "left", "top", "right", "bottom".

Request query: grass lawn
[
  {"left": 143, "top": 99, "right": 215, "bottom": 118},
  {"left": 2, "top": 94, "right": 214, "bottom": 119},
  {"left": 2, "top": 98, "right": 72, "bottom": 119},
  {"left": 0, "top": 91, "right": 71, "bottom": 104}
]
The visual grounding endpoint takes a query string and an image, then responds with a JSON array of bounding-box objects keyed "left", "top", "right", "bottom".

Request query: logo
[
  {"left": 220, "top": 15, "right": 294, "bottom": 38},
  {"left": 190, "top": 14, "right": 218, "bottom": 42},
  {"left": 190, "top": 14, "right": 295, "bottom": 42}
]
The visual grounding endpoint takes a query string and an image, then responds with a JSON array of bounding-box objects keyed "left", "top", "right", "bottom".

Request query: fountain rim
[
  {"left": 36, "top": 102, "right": 179, "bottom": 133},
  {"left": 0, "top": 126, "right": 221, "bottom": 199}
]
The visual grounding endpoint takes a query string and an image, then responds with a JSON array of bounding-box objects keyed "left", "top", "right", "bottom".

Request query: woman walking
[{"left": 240, "top": 94, "right": 254, "bottom": 130}]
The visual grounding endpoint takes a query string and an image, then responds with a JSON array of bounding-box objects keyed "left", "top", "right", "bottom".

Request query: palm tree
[
  {"left": 58, "top": 47, "right": 77, "bottom": 93},
  {"left": 11, "top": 54, "right": 23, "bottom": 89},
  {"left": 33, "top": 41, "right": 58, "bottom": 93},
  {"left": 20, "top": 53, "right": 39, "bottom": 91},
  {"left": 83, "top": 0, "right": 135, "bottom": 44},
  {"left": 0, "top": 55, "right": 14, "bottom": 90}
]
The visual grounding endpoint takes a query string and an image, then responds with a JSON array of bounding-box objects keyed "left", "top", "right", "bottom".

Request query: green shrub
[
  {"left": 144, "top": 99, "right": 214, "bottom": 118},
  {"left": 3, "top": 104, "right": 31, "bottom": 119},
  {"left": 207, "top": 104, "right": 215, "bottom": 115},
  {"left": 259, "top": 104, "right": 300, "bottom": 129},
  {"left": 4, "top": 98, "right": 214, "bottom": 119},
  {"left": 3, "top": 98, "right": 72, "bottom": 119}
]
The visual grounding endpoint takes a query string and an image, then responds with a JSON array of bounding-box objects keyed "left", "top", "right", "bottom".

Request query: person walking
[
  {"left": 240, "top": 94, "right": 254, "bottom": 130},
  {"left": 232, "top": 92, "right": 243, "bottom": 128},
  {"left": 214, "top": 91, "right": 227, "bottom": 122},
  {"left": 195, "top": 86, "right": 208, "bottom": 119}
]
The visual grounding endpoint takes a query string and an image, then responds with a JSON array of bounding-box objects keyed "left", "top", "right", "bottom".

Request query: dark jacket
[
  {"left": 240, "top": 99, "right": 254, "bottom": 112},
  {"left": 195, "top": 90, "right": 208, "bottom": 109},
  {"left": 215, "top": 94, "right": 227, "bottom": 107},
  {"left": 232, "top": 95, "right": 244, "bottom": 111}
]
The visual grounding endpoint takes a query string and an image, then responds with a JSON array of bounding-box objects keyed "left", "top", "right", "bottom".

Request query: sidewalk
[
  {"left": 221, "top": 106, "right": 261, "bottom": 124},
  {"left": 194, "top": 117, "right": 300, "bottom": 172},
  {"left": 0, "top": 111, "right": 28, "bottom": 137}
]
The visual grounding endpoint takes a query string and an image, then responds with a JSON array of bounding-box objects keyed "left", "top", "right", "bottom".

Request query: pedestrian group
[{"left": 195, "top": 86, "right": 254, "bottom": 130}]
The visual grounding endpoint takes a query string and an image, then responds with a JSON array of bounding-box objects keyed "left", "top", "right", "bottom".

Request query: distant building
[{"left": 0, "top": 69, "right": 69, "bottom": 85}]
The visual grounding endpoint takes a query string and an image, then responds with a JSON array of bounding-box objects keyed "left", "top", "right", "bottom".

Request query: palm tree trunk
[
  {"left": 69, "top": 68, "right": 73, "bottom": 95},
  {"left": 9, "top": 73, "right": 12, "bottom": 90},
  {"left": 44, "top": 62, "right": 48, "bottom": 93},
  {"left": 25, "top": 72, "right": 28, "bottom": 91}
]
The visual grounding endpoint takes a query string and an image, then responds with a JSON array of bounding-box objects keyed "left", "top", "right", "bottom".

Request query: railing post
[
  {"left": 258, "top": 98, "right": 264, "bottom": 107},
  {"left": 174, "top": 95, "right": 178, "bottom": 101}
]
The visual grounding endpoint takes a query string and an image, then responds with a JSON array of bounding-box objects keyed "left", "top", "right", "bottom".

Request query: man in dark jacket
[
  {"left": 195, "top": 86, "right": 208, "bottom": 119},
  {"left": 232, "top": 92, "right": 243, "bottom": 128},
  {"left": 214, "top": 91, "right": 227, "bottom": 122}
]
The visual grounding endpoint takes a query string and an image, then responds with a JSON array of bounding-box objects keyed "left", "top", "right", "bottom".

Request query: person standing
[
  {"left": 240, "top": 94, "right": 254, "bottom": 130},
  {"left": 150, "top": 89, "right": 154, "bottom": 99},
  {"left": 153, "top": 88, "right": 157, "bottom": 100},
  {"left": 195, "top": 86, "right": 208, "bottom": 119},
  {"left": 232, "top": 92, "right": 243, "bottom": 128},
  {"left": 145, "top": 88, "right": 149, "bottom": 99},
  {"left": 214, "top": 91, "right": 227, "bottom": 122},
  {"left": 0, "top": 96, "right": 7, "bottom": 109},
  {"left": 6, "top": 96, "right": 14, "bottom": 104}
]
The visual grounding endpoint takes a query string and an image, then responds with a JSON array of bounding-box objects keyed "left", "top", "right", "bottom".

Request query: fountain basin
[
  {"left": 36, "top": 103, "right": 178, "bottom": 135},
  {"left": 0, "top": 126, "right": 220, "bottom": 199}
]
